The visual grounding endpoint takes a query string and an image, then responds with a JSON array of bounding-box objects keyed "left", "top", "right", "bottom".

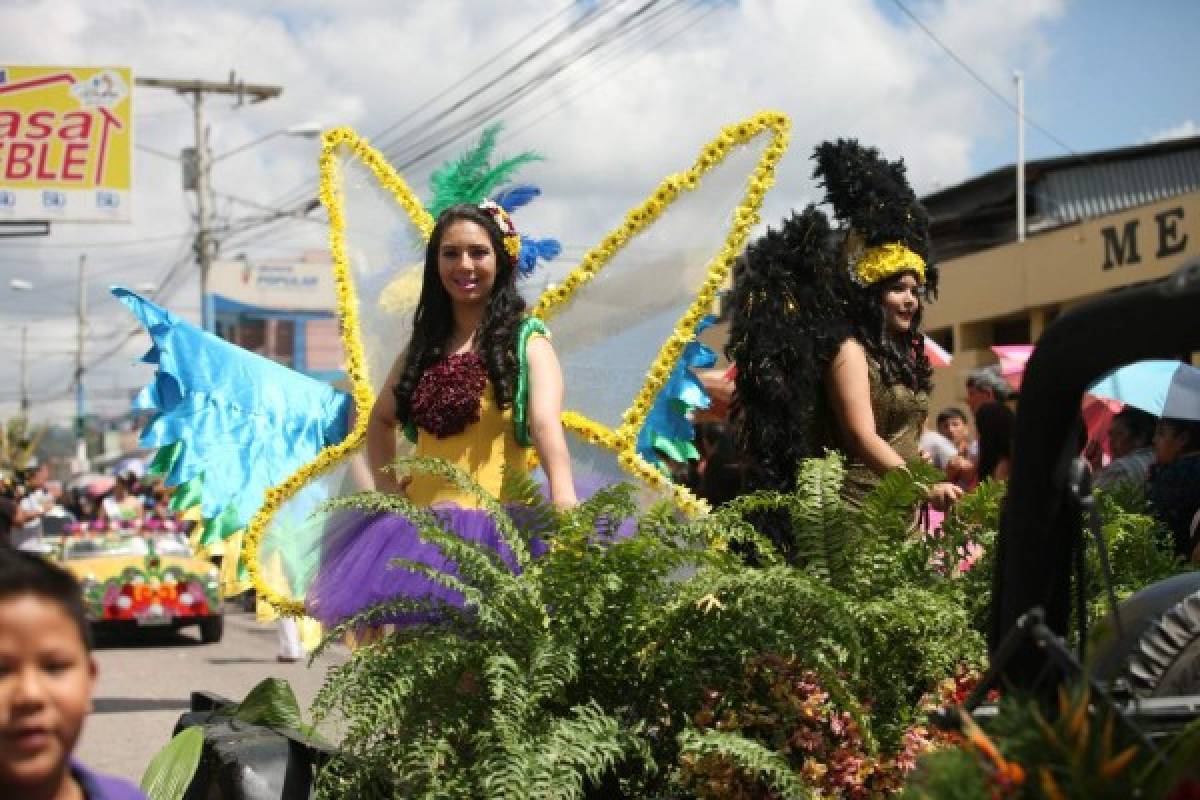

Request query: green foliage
[
  {"left": 140, "top": 725, "right": 204, "bottom": 800},
  {"left": 903, "top": 687, "right": 1153, "bottom": 800},
  {"left": 308, "top": 453, "right": 994, "bottom": 798},
  {"left": 308, "top": 451, "right": 1185, "bottom": 798},
  {"left": 678, "top": 729, "right": 813, "bottom": 800},
  {"left": 1082, "top": 487, "right": 1190, "bottom": 630}
]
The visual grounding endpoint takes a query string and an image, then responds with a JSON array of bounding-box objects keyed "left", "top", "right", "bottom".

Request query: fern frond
[
  {"left": 788, "top": 453, "right": 851, "bottom": 586},
  {"left": 678, "top": 728, "right": 813, "bottom": 799}
]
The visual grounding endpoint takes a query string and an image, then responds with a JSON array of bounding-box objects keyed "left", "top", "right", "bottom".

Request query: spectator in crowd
[
  {"left": 14, "top": 463, "right": 54, "bottom": 550},
  {"left": 935, "top": 406, "right": 977, "bottom": 488},
  {"left": 97, "top": 474, "right": 144, "bottom": 528},
  {"left": 1146, "top": 417, "right": 1200, "bottom": 560},
  {"left": 964, "top": 366, "right": 1012, "bottom": 414},
  {"left": 1092, "top": 407, "right": 1157, "bottom": 493},
  {"left": 0, "top": 478, "right": 35, "bottom": 546},
  {"left": 975, "top": 401, "right": 1015, "bottom": 482},
  {"left": 936, "top": 407, "right": 973, "bottom": 457}
]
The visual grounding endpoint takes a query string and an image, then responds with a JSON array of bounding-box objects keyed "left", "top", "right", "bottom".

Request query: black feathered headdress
[{"left": 812, "top": 139, "right": 935, "bottom": 292}]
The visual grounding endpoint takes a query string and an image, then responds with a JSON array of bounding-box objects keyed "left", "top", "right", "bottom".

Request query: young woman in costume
[
  {"left": 305, "top": 201, "right": 577, "bottom": 628},
  {"left": 729, "top": 140, "right": 961, "bottom": 524}
]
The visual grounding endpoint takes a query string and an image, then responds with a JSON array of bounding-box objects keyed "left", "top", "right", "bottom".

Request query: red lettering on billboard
[
  {"left": 25, "top": 110, "right": 54, "bottom": 139},
  {"left": 0, "top": 111, "right": 18, "bottom": 139},
  {"left": 6, "top": 141, "right": 34, "bottom": 179},
  {"left": 61, "top": 141, "right": 87, "bottom": 181},
  {"left": 57, "top": 111, "right": 92, "bottom": 140}
]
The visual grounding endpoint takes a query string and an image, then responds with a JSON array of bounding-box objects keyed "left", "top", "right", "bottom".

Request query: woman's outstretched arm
[
  {"left": 826, "top": 338, "right": 961, "bottom": 510},
  {"left": 826, "top": 338, "right": 907, "bottom": 475},
  {"left": 365, "top": 353, "right": 411, "bottom": 495},
  {"left": 526, "top": 336, "right": 578, "bottom": 509}
]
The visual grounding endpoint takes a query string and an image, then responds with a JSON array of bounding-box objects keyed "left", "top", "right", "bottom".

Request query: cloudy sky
[{"left": 0, "top": 0, "right": 1197, "bottom": 423}]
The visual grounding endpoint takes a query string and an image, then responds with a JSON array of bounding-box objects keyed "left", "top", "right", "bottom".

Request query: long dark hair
[
  {"left": 838, "top": 264, "right": 937, "bottom": 394},
  {"left": 393, "top": 204, "right": 526, "bottom": 423},
  {"left": 975, "top": 400, "right": 1015, "bottom": 481}
]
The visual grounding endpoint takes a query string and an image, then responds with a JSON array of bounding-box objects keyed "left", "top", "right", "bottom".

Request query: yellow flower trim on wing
[
  {"left": 242, "top": 127, "right": 434, "bottom": 616},
  {"left": 245, "top": 114, "right": 789, "bottom": 615},
  {"left": 855, "top": 242, "right": 926, "bottom": 286},
  {"left": 559, "top": 412, "right": 709, "bottom": 517},
  {"left": 532, "top": 109, "right": 790, "bottom": 462}
]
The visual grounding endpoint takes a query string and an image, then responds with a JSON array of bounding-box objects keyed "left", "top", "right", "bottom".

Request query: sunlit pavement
[{"left": 76, "top": 603, "right": 347, "bottom": 784}]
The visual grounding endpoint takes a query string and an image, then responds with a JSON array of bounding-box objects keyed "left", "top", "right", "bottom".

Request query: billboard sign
[
  {"left": 0, "top": 66, "right": 133, "bottom": 222},
  {"left": 209, "top": 252, "right": 336, "bottom": 312}
]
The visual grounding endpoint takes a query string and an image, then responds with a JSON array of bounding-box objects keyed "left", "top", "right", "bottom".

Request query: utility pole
[
  {"left": 1014, "top": 71, "right": 1026, "bottom": 243},
  {"left": 74, "top": 254, "right": 88, "bottom": 471},
  {"left": 19, "top": 324, "right": 29, "bottom": 416},
  {"left": 135, "top": 75, "right": 282, "bottom": 330}
]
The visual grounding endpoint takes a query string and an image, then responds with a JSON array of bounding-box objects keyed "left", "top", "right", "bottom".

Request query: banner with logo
[
  {"left": 209, "top": 254, "right": 337, "bottom": 312},
  {"left": 0, "top": 66, "right": 133, "bottom": 222}
]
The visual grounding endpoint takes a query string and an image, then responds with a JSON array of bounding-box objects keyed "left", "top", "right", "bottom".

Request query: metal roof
[
  {"left": 1035, "top": 147, "right": 1200, "bottom": 228},
  {"left": 922, "top": 134, "right": 1200, "bottom": 260}
]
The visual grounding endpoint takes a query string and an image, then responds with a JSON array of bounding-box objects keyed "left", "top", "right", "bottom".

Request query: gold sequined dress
[{"left": 816, "top": 356, "right": 929, "bottom": 503}]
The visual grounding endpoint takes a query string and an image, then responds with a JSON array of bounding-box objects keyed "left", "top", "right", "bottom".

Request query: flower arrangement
[{"left": 409, "top": 352, "right": 488, "bottom": 438}]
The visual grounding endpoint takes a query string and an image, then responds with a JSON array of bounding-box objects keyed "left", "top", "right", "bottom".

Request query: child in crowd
[{"left": 0, "top": 543, "right": 147, "bottom": 800}]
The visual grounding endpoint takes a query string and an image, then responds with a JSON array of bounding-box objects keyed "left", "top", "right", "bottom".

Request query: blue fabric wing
[
  {"left": 112, "top": 287, "right": 351, "bottom": 532},
  {"left": 636, "top": 315, "right": 717, "bottom": 470}
]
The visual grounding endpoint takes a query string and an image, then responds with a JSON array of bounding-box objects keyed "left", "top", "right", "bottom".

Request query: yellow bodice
[{"left": 406, "top": 381, "right": 527, "bottom": 508}]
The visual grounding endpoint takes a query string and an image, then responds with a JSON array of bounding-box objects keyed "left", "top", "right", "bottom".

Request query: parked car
[{"left": 54, "top": 530, "right": 224, "bottom": 643}]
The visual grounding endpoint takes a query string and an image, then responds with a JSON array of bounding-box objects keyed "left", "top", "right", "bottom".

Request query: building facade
[
  {"left": 922, "top": 135, "right": 1200, "bottom": 417},
  {"left": 206, "top": 251, "right": 345, "bottom": 382}
]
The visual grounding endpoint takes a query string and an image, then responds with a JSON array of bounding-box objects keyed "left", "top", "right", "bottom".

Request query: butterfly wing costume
[{"left": 115, "top": 113, "right": 792, "bottom": 625}]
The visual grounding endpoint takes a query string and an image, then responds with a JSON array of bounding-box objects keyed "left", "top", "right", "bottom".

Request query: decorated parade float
[{"left": 124, "top": 116, "right": 1200, "bottom": 798}]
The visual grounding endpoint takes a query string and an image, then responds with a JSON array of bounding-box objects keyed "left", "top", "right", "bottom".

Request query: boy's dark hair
[
  {"left": 0, "top": 542, "right": 93, "bottom": 651},
  {"left": 1112, "top": 407, "right": 1157, "bottom": 445},
  {"left": 1160, "top": 416, "right": 1200, "bottom": 452},
  {"left": 936, "top": 407, "right": 968, "bottom": 427}
]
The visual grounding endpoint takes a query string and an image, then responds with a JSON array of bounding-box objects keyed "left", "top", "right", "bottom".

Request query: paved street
[{"left": 77, "top": 604, "right": 348, "bottom": 784}]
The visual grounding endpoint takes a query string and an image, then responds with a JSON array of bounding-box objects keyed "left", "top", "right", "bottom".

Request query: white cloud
[
  {"left": 1148, "top": 119, "right": 1199, "bottom": 143},
  {"left": 0, "top": 0, "right": 1065, "bottom": 422}
]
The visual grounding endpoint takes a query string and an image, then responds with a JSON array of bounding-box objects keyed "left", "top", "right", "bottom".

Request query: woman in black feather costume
[{"left": 727, "top": 140, "right": 961, "bottom": 553}]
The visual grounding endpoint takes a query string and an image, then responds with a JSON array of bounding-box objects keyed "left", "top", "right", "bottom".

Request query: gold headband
[{"left": 853, "top": 241, "right": 926, "bottom": 286}]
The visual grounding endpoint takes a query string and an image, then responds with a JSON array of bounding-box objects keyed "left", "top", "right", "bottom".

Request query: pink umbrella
[
  {"left": 924, "top": 335, "right": 952, "bottom": 368},
  {"left": 1082, "top": 395, "right": 1124, "bottom": 459},
  {"left": 991, "top": 345, "right": 1035, "bottom": 390},
  {"left": 85, "top": 476, "right": 116, "bottom": 498}
]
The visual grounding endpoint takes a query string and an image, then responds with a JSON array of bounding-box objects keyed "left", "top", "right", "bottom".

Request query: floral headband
[
  {"left": 477, "top": 200, "right": 523, "bottom": 261},
  {"left": 844, "top": 229, "right": 926, "bottom": 286}
]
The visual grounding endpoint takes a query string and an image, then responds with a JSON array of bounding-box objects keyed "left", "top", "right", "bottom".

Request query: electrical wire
[{"left": 889, "top": 0, "right": 1078, "bottom": 156}]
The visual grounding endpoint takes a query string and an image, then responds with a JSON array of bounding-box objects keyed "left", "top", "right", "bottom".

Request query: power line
[
  {"left": 260, "top": 0, "right": 616, "bottom": 217},
  {"left": 378, "top": 0, "right": 677, "bottom": 179},
  {"left": 210, "top": 1, "right": 690, "bottom": 264},
  {"left": 500, "top": 0, "right": 718, "bottom": 144},
  {"left": 889, "top": 0, "right": 1078, "bottom": 156}
]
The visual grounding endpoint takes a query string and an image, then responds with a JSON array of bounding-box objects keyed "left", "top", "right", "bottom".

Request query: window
[
  {"left": 992, "top": 317, "right": 1031, "bottom": 346},
  {"left": 927, "top": 327, "right": 954, "bottom": 354}
]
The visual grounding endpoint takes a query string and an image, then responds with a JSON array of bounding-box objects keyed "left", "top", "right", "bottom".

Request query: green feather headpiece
[{"left": 428, "top": 123, "right": 542, "bottom": 218}]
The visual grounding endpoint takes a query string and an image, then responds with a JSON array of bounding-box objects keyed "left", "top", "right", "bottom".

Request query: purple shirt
[{"left": 72, "top": 760, "right": 149, "bottom": 800}]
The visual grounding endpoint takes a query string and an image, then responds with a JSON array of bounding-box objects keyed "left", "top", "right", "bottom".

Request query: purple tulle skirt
[{"left": 305, "top": 505, "right": 544, "bottom": 628}]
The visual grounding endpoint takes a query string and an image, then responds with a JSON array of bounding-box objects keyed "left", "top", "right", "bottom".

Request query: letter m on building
[{"left": 1100, "top": 220, "right": 1141, "bottom": 270}]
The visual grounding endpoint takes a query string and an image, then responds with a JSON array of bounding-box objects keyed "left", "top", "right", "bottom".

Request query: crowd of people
[{"left": 0, "top": 464, "right": 186, "bottom": 552}]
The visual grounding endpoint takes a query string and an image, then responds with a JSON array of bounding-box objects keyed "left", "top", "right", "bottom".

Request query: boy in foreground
[{"left": 0, "top": 544, "right": 147, "bottom": 800}]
